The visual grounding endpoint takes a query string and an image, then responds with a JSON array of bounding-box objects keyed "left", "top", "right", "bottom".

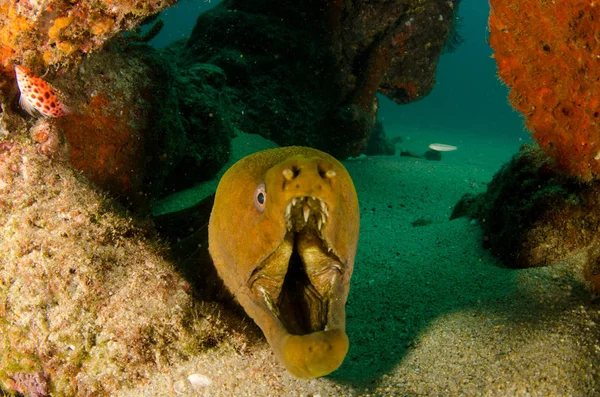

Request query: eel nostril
[
  {"left": 283, "top": 166, "right": 301, "bottom": 181},
  {"left": 318, "top": 165, "right": 326, "bottom": 179}
]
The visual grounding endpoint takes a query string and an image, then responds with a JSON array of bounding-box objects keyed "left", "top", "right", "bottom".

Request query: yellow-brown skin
[{"left": 208, "top": 146, "right": 359, "bottom": 378}]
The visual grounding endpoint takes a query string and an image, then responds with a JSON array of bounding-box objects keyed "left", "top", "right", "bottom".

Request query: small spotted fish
[{"left": 14, "top": 65, "right": 69, "bottom": 118}]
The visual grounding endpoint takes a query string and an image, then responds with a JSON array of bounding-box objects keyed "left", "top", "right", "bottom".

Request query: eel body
[{"left": 208, "top": 146, "right": 360, "bottom": 378}]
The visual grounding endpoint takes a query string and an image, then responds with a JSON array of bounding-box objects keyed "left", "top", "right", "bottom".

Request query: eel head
[{"left": 208, "top": 147, "right": 359, "bottom": 378}]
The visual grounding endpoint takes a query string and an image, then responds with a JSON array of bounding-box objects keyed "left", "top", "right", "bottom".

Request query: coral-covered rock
[
  {"left": 0, "top": 0, "right": 174, "bottom": 70},
  {"left": 182, "top": 0, "right": 341, "bottom": 152},
  {"left": 451, "top": 145, "right": 600, "bottom": 293},
  {"left": 182, "top": 0, "right": 459, "bottom": 158},
  {"left": 48, "top": 48, "right": 165, "bottom": 207},
  {"left": 489, "top": 1, "right": 600, "bottom": 180},
  {"left": 3, "top": 45, "right": 231, "bottom": 208},
  {"left": 30, "top": 118, "right": 69, "bottom": 161},
  {"left": 0, "top": 141, "right": 249, "bottom": 396}
]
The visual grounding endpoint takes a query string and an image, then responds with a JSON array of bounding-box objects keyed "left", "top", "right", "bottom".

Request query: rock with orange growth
[
  {"left": 58, "top": 92, "right": 148, "bottom": 205},
  {"left": 2, "top": 43, "right": 232, "bottom": 209},
  {"left": 2, "top": 49, "right": 149, "bottom": 205},
  {"left": 0, "top": 0, "right": 175, "bottom": 70},
  {"left": 328, "top": 0, "right": 460, "bottom": 106},
  {"left": 45, "top": 49, "right": 158, "bottom": 207},
  {"left": 489, "top": 1, "right": 600, "bottom": 180},
  {"left": 54, "top": 47, "right": 231, "bottom": 207}
]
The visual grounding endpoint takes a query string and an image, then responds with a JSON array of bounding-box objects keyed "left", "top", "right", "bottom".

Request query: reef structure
[
  {"left": 0, "top": 0, "right": 236, "bottom": 207},
  {"left": 0, "top": 140, "right": 252, "bottom": 396},
  {"left": 182, "top": 0, "right": 459, "bottom": 158},
  {"left": 52, "top": 47, "right": 231, "bottom": 206},
  {"left": 0, "top": 0, "right": 175, "bottom": 71},
  {"left": 488, "top": 1, "right": 600, "bottom": 180},
  {"left": 1, "top": 44, "right": 232, "bottom": 208},
  {"left": 451, "top": 145, "right": 600, "bottom": 293}
]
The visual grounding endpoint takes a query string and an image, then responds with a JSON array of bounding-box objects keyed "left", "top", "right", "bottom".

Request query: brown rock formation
[{"left": 182, "top": 0, "right": 460, "bottom": 157}]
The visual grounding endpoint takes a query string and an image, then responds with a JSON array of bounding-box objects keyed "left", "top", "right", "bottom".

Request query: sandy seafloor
[{"left": 143, "top": 131, "right": 600, "bottom": 397}]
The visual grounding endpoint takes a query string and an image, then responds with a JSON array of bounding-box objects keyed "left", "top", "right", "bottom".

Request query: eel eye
[{"left": 254, "top": 183, "right": 267, "bottom": 212}]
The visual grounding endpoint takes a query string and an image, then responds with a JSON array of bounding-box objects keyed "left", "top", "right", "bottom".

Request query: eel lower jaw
[
  {"left": 247, "top": 195, "right": 349, "bottom": 377},
  {"left": 278, "top": 260, "right": 349, "bottom": 378},
  {"left": 254, "top": 265, "right": 349, "bottom": 378}
]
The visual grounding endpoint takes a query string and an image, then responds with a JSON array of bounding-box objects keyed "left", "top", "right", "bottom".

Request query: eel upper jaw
[
  {"left": 284, "top": 196, "right": 330, "bottom": 236},
  {"left": 247, "top": 195, "right": 346, "bottom": 336}
]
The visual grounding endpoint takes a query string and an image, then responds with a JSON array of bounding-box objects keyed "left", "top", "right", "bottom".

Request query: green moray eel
[{"left": 208, "top": 146, "right": 360, "bottom": 378}]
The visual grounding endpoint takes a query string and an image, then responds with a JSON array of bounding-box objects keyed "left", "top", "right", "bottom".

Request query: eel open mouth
[{"left": 248, "top": 196, "right": 344, "bottom": 336}]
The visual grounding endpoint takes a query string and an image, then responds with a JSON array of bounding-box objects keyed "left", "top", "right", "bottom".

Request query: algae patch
[{"left": 0, "top": 140, "right": 246, "bottom": 396}]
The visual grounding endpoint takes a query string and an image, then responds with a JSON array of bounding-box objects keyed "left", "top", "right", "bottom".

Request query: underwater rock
[
  {"left": 399, "top": 149, "right": 442, "bottom": 161},
  {"left": 363, "top": 120, "right": 396, "bottom": 156},
  {"left": 51, "top": 49, "right": 153, "bottom": 206},
  {"left": 181, "top": 0, "right": 458, "bottom": 158},
  {"left": 451, "top": 145, "right": 600, "bottom": 292},
  {"left": 29, "top": 118, "right": 69, "bottom": 161},
  {"left": 489, "top": 0, "right": 600, "bottom": 180},
  {"left": 423, "top": 149, "right": 442, "bottom": 161},
  {"left": 164, "top": 61, "right": 233, "bottom": 194},
  {"left": 328, "top": 0, "right": 460, "bottom": 105},
  {"left": 0, "top": 140, "right": 244, "bottom": 396},
  {"left": 0, "top": 73, "right": 28, "bottom": 139},
  {"left": 0, "top": 0, "right": 174, "bottom": 70},
  {"left": 449, "top": 192, "right": 481, "bottom": 220},
  {"left": 3, "top": 44, "right": 231, "bottom": 208},
  {"left": 182, "top": 0, "right": 341, "bottom": 153}
]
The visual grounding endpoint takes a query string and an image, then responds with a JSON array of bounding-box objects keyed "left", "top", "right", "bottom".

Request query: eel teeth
[
  {"left": 321, "top": 201, "right": 329, "bottom": 217},
  {"left": 303, "top": 202, "right": 310, "bottom": 223},
  {"left": 284, "top": 196, "right": 330, "bottom": 232}
]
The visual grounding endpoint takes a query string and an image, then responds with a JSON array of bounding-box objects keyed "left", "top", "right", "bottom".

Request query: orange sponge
[{"left": 489, "top": 1, "right": 600, "bottom": 180}]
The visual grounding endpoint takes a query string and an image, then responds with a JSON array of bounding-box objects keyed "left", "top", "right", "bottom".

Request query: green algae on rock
[{"left": 0, "top": 139, "right": 242, "bottom": 396}]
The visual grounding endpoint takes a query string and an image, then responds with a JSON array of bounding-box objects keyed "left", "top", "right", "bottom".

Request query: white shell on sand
[
  {"left": 187, "top": 374, "right": 213, "bottom": 389},
  {"left": 428, "top": 143, "right": 458, "bottom": 151}
]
